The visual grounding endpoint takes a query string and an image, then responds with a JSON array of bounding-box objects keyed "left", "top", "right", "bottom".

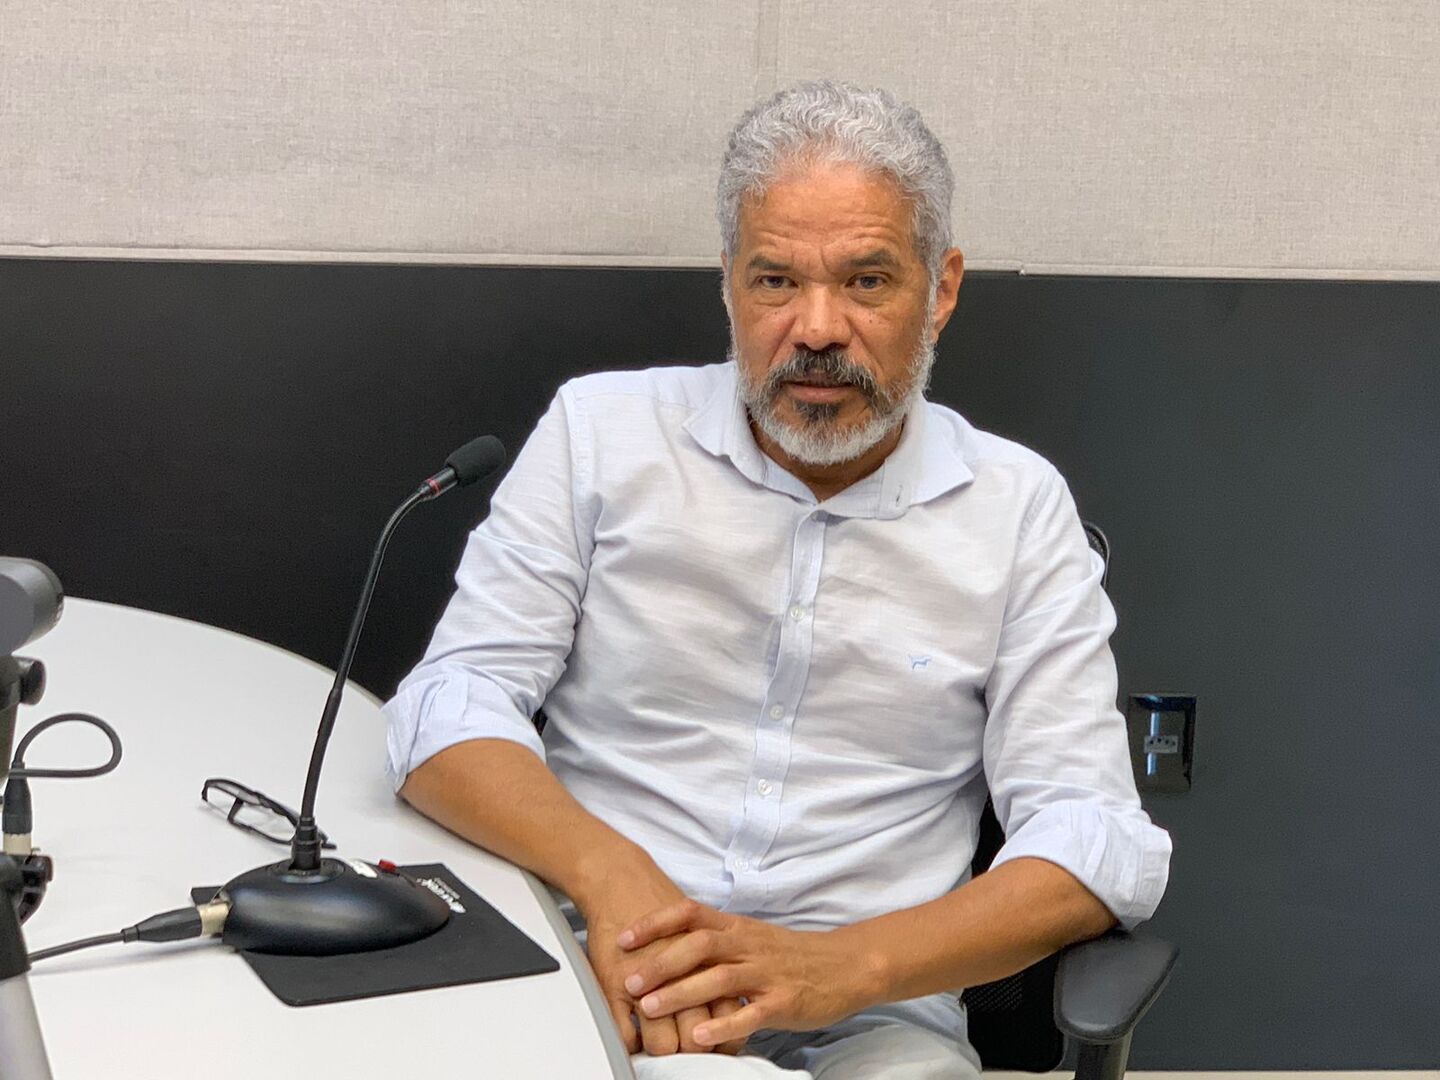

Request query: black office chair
[{"left": 961, "top": 521, "right": 1177, "bottom": 1080}]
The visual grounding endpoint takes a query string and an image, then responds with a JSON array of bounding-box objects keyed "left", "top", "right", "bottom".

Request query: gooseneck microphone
[
  {"left": 293, "top": 434, "right": 507, "bottom": 873},
  {"left": 220, "top": 435, "right": 506, "bottom": 956}
]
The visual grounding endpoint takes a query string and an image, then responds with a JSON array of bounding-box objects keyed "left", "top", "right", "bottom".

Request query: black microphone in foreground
[
  {"left": 220, "top": 435, "right": 506, "bottom": 955},
  {"left": 2, "top": 559, "right": 64, "bottom": 809},
  {"left": 0, "top": 558, "right": 64, "bottom": 1078}
]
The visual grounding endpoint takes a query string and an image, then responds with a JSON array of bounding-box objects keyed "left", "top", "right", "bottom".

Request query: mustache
[{"left": 762, "top": 349, "right": 883, "bottom": 403}]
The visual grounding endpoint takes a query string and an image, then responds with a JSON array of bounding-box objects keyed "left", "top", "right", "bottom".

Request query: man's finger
[
  {"left": 607, "top": 996, "right": 639, "bottom": 1054},
  {"left": 692, "top": 1000, "right": 768, "bottom": 1049},
  {"left": 624, "top": 928, "right": 723, "bottom": 999},
  {"left": 675, "top": 1004, "right": 714, "bottom": 1054},
  {"left": 618, "top": 899, "right": 719, "bottom": 951},
  {"left": 639, "top": 1012, "right": 681, "bottom": 1057},
  {"left": 639, "top": 965, "right": 743, "bottom": 1020},
  {"left": 708, "top": 997, "right": 749, "bottom": 1055}
]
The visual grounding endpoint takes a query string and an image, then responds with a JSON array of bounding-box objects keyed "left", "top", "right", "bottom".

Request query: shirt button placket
[{"left": 734, "top": 513, "right": 824, "bottom": 904}]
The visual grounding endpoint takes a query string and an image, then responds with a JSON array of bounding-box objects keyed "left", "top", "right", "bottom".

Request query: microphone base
[{"left": 221, "top": 857, "right": 451, "bottom": 956}]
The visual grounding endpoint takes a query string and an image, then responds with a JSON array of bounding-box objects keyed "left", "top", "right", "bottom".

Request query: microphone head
[
  {"left": 444, "top": 435, "right": 507, "bottom": 487},
  {"left": 0, "top": 557, "right": 64, "bottom": 656}
]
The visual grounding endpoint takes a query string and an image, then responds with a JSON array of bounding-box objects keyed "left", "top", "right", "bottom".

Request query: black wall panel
[{"left": 2, "top": 258, "right": 1437, "bottom": 1067}]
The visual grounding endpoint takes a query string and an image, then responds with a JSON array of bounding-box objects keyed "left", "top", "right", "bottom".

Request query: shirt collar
[
  {"left": 683, "top": 362, "right": 774, "bottom": 490},
  {"left": 684, "top": 362, "right": 974, "bottom": 518}
]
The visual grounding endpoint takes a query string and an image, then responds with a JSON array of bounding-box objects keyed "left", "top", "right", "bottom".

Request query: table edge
[{"left": 523, "top": 871, "right": 636, "bottom": 1080}]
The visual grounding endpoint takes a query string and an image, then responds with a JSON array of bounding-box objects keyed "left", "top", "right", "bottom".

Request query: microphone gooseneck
[
  {"left": 292, "top": 434, "right": 506, "bottom": 870},
  {"left": 221, "top": 435, "right": 506, "bottom": 956},
  {"left": 290, "top": 487, "right": 428, "bottom": 872}
]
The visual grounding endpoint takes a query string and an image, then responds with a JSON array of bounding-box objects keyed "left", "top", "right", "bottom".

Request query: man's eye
[
  {"left": 852, "top": 274, "right": 887, "bottom": 291},
  {"left": 756, "top": 275, "right": 790, "bottom": 289}
]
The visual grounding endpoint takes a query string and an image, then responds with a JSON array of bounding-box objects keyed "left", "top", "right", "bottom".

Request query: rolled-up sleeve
[
  {"left": 983, "top": 466, "right": 1171, "bottom": 929},
  {"left": 383, "top": 386, "right": 596, "bottom": 791}
]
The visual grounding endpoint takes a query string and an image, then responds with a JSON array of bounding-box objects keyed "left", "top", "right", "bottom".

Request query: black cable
[
  {"left": 28, "top": 902, "right": 227, "bottom": 964},
  {"left": 27, "top": 931, "right": 127, "bottom": 963},
  {"left": 6, "top": 713, "right": 124, "bottom": 847},
  {"left": 9, "top": 712, "right": 123, "bottom": 779}
]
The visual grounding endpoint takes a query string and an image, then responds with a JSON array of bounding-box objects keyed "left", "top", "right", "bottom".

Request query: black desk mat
[{"left": 193, "top": 862, "right": 559, "bottom": 1006}]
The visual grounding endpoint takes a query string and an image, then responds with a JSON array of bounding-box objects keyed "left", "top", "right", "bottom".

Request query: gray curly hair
[{"left": 717, "top": 81, "right": 955, "bottom": 283}]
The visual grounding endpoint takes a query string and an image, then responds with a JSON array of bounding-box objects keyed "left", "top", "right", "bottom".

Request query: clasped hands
[{"left": 613, "top": 899, "right": 871, "bottom": 1052}]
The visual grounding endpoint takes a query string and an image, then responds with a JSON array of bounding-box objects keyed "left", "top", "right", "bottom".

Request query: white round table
[{"left": 12, "top": 599, "right": 630, "bottom": 1078}]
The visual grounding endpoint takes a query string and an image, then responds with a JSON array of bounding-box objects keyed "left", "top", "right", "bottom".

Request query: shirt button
[
  {"left": 734, "top": 858, "right": 750, "bottom": 872},
  {"left": 768, "top": 704, "right": 783, "bottom": 720},
  {"left": 757, "top": 779, "right": 773, "bottom": 796},
  {"left": 789, "top": 604, "right": 805, "bottom": 620}
]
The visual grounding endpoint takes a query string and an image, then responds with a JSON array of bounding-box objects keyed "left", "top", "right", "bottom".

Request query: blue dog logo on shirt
[{"left": 908, "top": 655, "right": 932, "bottom": 670}]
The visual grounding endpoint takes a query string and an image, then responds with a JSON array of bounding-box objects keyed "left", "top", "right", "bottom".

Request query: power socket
[{"left": 1128, "top": 694, "right": 1196, "bottom": 792}]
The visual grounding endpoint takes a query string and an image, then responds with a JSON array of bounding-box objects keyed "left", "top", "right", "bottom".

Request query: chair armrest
[{"left": 1053, "top": 928, "right": 1178, "bottom": 1043}]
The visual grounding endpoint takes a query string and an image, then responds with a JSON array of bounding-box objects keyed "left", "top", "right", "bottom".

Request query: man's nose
[{"left": 789, "top": 285, "right": 851, "bottom": 353}]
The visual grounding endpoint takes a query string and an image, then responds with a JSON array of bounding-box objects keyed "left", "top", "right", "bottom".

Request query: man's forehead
[{"left": 732, "top": 161, "right": 920, "bottom": 267}]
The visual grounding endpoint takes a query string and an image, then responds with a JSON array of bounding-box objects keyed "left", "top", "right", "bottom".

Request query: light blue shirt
[{"left": 384, "top": 362, "right": 1170, "bottom": 934}]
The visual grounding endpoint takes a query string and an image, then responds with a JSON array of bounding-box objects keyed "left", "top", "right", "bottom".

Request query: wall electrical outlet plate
[{"left": 1128, "top": 694, "right": 1196, "bottom": 792}]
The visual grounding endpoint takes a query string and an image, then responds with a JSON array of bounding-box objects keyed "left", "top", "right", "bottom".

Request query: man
[{"left": 384, "top": 81, "right": 1171, "bottom": 1079}]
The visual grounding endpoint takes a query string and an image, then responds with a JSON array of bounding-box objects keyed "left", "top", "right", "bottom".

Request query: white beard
[{"left": 732, "top": 314, "right": 937, "bottom": 468}]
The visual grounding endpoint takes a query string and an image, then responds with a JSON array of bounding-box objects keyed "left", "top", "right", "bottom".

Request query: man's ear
[{"left": 930, "top": 248, "right": 965, "bottom": 340}]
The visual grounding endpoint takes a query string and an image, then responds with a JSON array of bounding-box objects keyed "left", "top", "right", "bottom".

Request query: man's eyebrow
[
  {"left": 843, "top": 249, "right": 902, "bottom": 271},
  {"left": 745, "top": 255, "right": 790, "bottom": 272}
]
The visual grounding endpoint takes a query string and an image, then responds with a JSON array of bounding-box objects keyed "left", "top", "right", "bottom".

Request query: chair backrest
[{"left": 961, "top": 520, "right": 1111, "bottom": 1071}]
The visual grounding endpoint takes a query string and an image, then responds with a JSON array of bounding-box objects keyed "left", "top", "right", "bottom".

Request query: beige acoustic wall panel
[
  {"left": 771, "top": 0, "right": 1440, "bottom": 277},
  {"left": 2, "top": 0, "right": 1437, "bottom": 276},
  {"left": 0, "top": 0, "right": 762, "bottom": 262}
]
